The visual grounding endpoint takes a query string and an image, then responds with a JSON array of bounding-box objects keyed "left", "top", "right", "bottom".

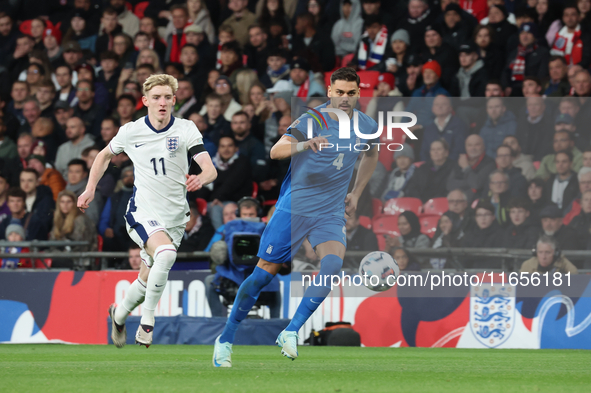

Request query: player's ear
[
  {"left": 141, "top": 95, "right": 149, "bottom": 107},
  {"left": 327, "top": 85, "right": 331, "bottom": 97},
  {"left": 172, "top": 95, "right": 176, "bottom": 105}
]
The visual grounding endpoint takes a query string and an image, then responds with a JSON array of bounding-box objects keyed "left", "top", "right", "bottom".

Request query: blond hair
[
  {"left": 235, "top": 69, "right": 259, "bottom": 105},
  {"left": 52, "top": 190, "right": 80, "bottom": 239},
  {"left": 143, "top": 74, "right": 178, "bottom": 95}
]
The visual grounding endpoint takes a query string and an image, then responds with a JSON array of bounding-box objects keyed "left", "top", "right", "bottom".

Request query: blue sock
[
  {"left": 219, "top": 266, "right": 274, "bottom": 343},
  {"left": 286, "top": 254, "right": 343, "bottom": 333}
]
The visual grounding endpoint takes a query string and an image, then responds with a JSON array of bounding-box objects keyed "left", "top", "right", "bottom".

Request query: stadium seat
[
  {"left": 563, "top": 199, "right": 581, "bottom": 225},
  {"left": 126, "top": 2, "right": 133, "bottom": 10},
  {"left": 252, "top": 182, "right": 259, "bottom": 198},
  {"left": 358, "top": 215, "right": 371, "bottom": 229},
  {"left": 533, "top": 161, "right": 540, "bottom": 170},
  {"left": 196, "top": 198, "right": 208, "bottom": 216},
  {"left": 134, "top": 1, "right": 149, "bottom": 18},
  {"left": 423, "top": 198, "right": 448, "bottom": 215},
  {"left": 372, "top": 214, "right": 400, "bottom": 236},
  {"left": 357, "top": 71, "right": 380, "bottom": 95},
  {"left": 383, "top": 197, "right": 423, "bottom": 215},
  {"left": 378, "top": 144, "right": 395, "bottom": 171},
  {"left": 341, "top": 53, "right": 355, "bottom": 67},
  {"left": 419, "top": 214, "right": 440, "bottom": 238},
  {"left": 372, "top": 198, "right": 383, "bottom": 216},
  {"left": 413, "top": 161, "right": 425, "bottom": 168}
]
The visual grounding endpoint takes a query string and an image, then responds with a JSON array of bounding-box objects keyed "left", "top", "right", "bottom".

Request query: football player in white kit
[{"left": 77, "top": 74, "right": 217, "bottom": 348}]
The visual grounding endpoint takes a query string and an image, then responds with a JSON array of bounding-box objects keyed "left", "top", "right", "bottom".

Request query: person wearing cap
[
  {"left": 365, "top": 72, "right": 404, "bottom": 121},
  {"left": 450, "top": 42, "right": 487, "bottom": 99},
  {"left": 481, "top": 3, "right": 517, "bottom": 37},
  {"left": 27, "top": 154, "right": 65, "bottom": 201},
  {"left": 260, "top": 48, "right": 290, "bottom": 88},
  {"left": 536, "top": 128, "right": 583, "bottom": 180},
  {"left": 61, "top": 41, "right": 84, "bottom": 71},
  {"left": 98, "top": 165, "right": 134, "bottom": 253},
  {"left": 331, "top": 0, "right": 363, "bottom": 57},
  {"left": 419, "top": 24, "right": 459, "bottom": 90},
  {"left": 440, "top": 3, "right": 473, "bottom": 51},
  {"left": 419, "top": 95, "right": 468, "bottom": 162},
  {"left": 54, "top": 100, "right": 74, "bottom": 137},
  {"left": 405, "top": 59, "right": 450, "bottom": 130},
  {"left": 184, "top": 24, "right": 214, "bottom": 68},
  {"left": 459, "top": 199, "right": 503, "bottom": 269},
  {"left": 292, "top": 12, "right": 336, "bottom": 72},
  {"left": 550, "top": 5, "right": 585, "bottom": 65},
  {"left": 287, "top": 57, "right": 325, "bottom": 97},
  {"left": 220, "top": 0, "right": 257, "bottom": 47},
  {"left": 435, "top": 0, "right": 479, "bottom": 28},
  {"left": 398, "top": 0, "right": 436, "bottom": 48},
  {"left": 380, "top": 143, "right": 416, "bottom": 200},
  {"left": 541, "top": 150, "right": 579, "bottom": 212},
  {"left": 378, "top": 29, "right": 409, "bottom": 76},
  {"left": 406, "top": 139, "right": 456, "bottom": 203},
  {"left": 520, "top": 234, "right": 578, "bottom": 274},
  {"left": 479, "top": 97, "right": 517, "bottom": 159},
  {"left": 502, "top": 22, "right": 549, "bottom": 97},
  {"left": 539, "top": 204, "right": 584, "bottom": 251},
  {"left": 349, "top": 14, "right": 388, "bottom": 71},
  {"left": 43, "top": 25, "right": 63, "bottom": 67}
]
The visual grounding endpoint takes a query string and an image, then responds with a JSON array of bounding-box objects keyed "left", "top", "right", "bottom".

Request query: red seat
[
  {"left": 413, "top": 161, "right": 425, "bottom": 168},
  {"left": 372, "top": 214, "right": 400, "bottom": 236},
  {"left": 377, "top": 236, "right": 387, "bottom": 251},
  {"left": 97, "top": 235, "right": 103, "bottom": 252},
  {"left": 134, "top": 1, "right": 149, "bottom": 18},
  {"left": 372, "top": 198, "right": 383, "bottom": 216},
  {"left": 419, "top": 214, "right": 440, "bottom": 238},
  {"left": 563, "top": 199, "right": 580, "bottom": 226},
  {"left": 533, "top": 161, "right": 540, "bottom": 170},
  {"left": 126, "top": 2, "right": 133, "bottom": 11},
  {"left": 358, "top": 215, "right": 371, "bottom": 229},
  {"left": 357, "top": 70, "right": 380, "bottom": 95},
  {"left": 251, "top": 182, "right": 259, "bottom": 198},
  {"left": 423, "top": 197, "right": 448, "bottom": 215},
  {"left": 195, "top": 198, "right": 208, "bottom": 216},
  {"left": 383, "top": 197, "right": 423, "bottom": 215},
  {"left": 341, "top": 53, "right": 355, "bottom": 67}
]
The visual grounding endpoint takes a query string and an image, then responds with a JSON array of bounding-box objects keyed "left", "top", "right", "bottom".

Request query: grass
[{"left": 0, "top": 345, "right": 590, "bottom": 392}]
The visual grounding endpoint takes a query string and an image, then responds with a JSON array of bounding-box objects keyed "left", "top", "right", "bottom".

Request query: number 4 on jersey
[{"left": 332, "top": 153, "right": 344, "bottom": 170}]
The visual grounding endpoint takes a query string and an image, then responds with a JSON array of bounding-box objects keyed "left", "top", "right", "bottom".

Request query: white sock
[
  {"left": 140, "top": 245, "right": 177, "bottom": 326},
  {"left": 114, "top": 277, "right": 147, "bottom": 326}
]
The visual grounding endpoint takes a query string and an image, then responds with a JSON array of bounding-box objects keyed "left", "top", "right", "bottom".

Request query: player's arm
[
  {"left": 269, "top": 133, "right": 329, "bottom": 160},
  {"left": 185, "top": 147, "right": 217, "bottom": 192},
  {"left": 345, "top": 146, "right": 379, "bottom": 216},
  {"left": 77, "top": 146, "right": 115, "bottom": 212}
]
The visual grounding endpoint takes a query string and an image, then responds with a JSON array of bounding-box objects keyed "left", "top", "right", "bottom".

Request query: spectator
[
  {"left": 19, "top": 98, "right": 42, "bottom": 134},
  {"left": 331, "top": 0, "right": 363, "bottom": 57},
  {"left": 55, "top": 66, "right": 76, "bottom": 106},
  {"left": 125, "top": 244, "right": 142, "bottom": 270},
  {"left": 100, "top": 117, "right": 119, "bottom": 148},
  {"left": 63, "top": 9, "right": 97, "bottom": 53},
  {"left": 568, "top": 189, "right": 591, "bottom": 248},
  {"left": 545, "top": 56, "right": 570, "bottom": 97},
  {"left": 201, "top": 93, "right": 232, "bottom": 145},
  {"left": 95, "top": 8, "right": 123, "bottom": 59},
  {"left": 244, "top": 24, "right": 270, "bottom": 78},
  {"left": 379, "top": 29, "right": 410, "bottom": 79},
  {"left": 172, "top": 79, "right": 198, "bottom": 118},
  {"left": 349, "top": 15, "right": 388, "bottom": 72},
  {"left": 540, "top": 204, "right": 584, "bottom": 251},
  {"left": 398, "top": 0, "right": 436, "bottom": 48},
  {"left": 0, "top": 188, "right": 26, "bottom": 240},
  {"left": 419, "top": 95, "right": 468, "bottom": 161},
  {"left": 285, "top": 58, "right": 325, "bottom": 98},
  {"left": 99, "top": 166, "right": 133, "bottom": 252},
  {"left": 515, "top": 97, "right": 555, "bottom": 162},
  {"left": 521, "top": 76, "right": 544, "bottom": 98},
  {"left": 385, "top": 211, "right": 430, "bottom": 266},
  {"left": 165, "top": 5, "right": 190, "bottom": 63},
  {"left": 536, "top": 130, "right": 583, "bottom": 180},
  {"left": 479, "top": 97, "right": 517, "bottom": 158},
  {"left": 0, "top": 13, "right": 18, "bottom": 68},
  {"left": 97, "top": 51, "right": 121, "bottom": 107},
  {"left": 343, "top": 210, "right": 378, "bottom": 270},
  {"left": 502, "top": 197, "right": 540, "bottom": 250},
  {"left": 429, "top": 211, "right": 463, "bottom": 269},
  {"left": 485, "top": 4, "right": 518, "bottom": 53},
  {"left": 460, "top": 199, "right": 503, "bottom": 269},
  {"left": 447, "top": 134, "right": 497, "bottom": 202},
  {"left": 221, "top": 0, "right": 257, "bottom": 47},
  {"left": 73, "top": 79, "right": 106, "bottom": 138},
  {"left": 4, "top": 133, "right": 33, "bottom": 187},
  {"left": 392, "top": 247, "right": 422, "bottom": 272},
  {"left": 502, "top": 136, "right": 535, "bottom": 181},
  {"left": 185, "top": 0, "right": 215, "bottom": 45},
  {"left": 0, "top": 173, "right": 10, "bottom": 226},
  {"left": 115, "top": 94, "right": 137, "bottom": 126},
  {"left": 380, "top": 144, "right": 416, "bottom": 200},
  {"left": 482, "top": 170, "right": 511, "bottom": 226},
  {"left": 199, "top": 75, "right": 242, "bottom": 121},
  {"left": 30, "top": 117, "right": 59, "bottom": 164},
  {"left": 205, "top": 202, "right": 237, "bottom": 252},
  {"left": 0, "top": 117, "right": 17, "bottom": 162},
  {"left": 406, "top": 139, "right": 456, "bottom": 203},
  {"left": 419, "top": 25, "right": 459, "bottom": 89},
  {"left": 440, "top": 3, "right": 473, "bottom": 51},
  {"left": 53, "top": 101, "right": 74, "bottom": 143},
  {"left": 485, "top": 80, "right": 504, "bottom": 97},
  {"left": 520, "top": 235, "right": 578, "bottom": 274},
  {"left": 473, "top": 25, "right": 504, "bottom": 80},
  {"left": 450, "top": 42, "right": 487, "bottom": 105},
  {"left": 231, "top": 111, "right": 267, "bottom": 182},
  {"left": 16, "top": 170, "right": 54, "bottom": 240},
  {"left": 8, "top": 81, "right": 29, "bottom": 126},
  {"left": 35, "top": 80, "right": 56, "bottom": 118},
  {"left": 542, "top": 151, "right": 579, "bottom": 211},
  {"left": 259, "top": 48, "right": 290, "bottom": 88},
  {"left": 8, "top": 34, "right": 35, "bottom": 81},
  {"left": 178, "top": 201, "right": 216, "bottom": 252},
  {"left": 109, "top": 0, "right": 139, "bottom": 38},
  {"left": 49, "top": 189, "right": 97, "bottom": 269},
  {"left": 502, "top": 23, "right": 549, "bottom": 97},
  {"left": 447, "top": 188, "right": 473, "bottom": 234},
  {"left": 558, "top": 97, "right": 589, "bottom": 147},
  {"left": 527, "top": 177, "right": 547, "bottom": 222},
  {"left": 494, "top": 144, "right": 527, "bottom": 198},
  {"left": 549, "top": 5, "right": 585, "bottom": 65},
  {"left": 65, "top": 158, "right": 103, "bottom": 224},
  {"left": 405, "top": 60, "right": 450, "bottom": 128},
  {"left": 61, "top": 41, "right": 84, "bottom": 72},
  {"left": 54, "top": 117, "right": 95, "bottom": 179},
  {"left": 27, "top": 155, "right": 65, "bottom": 201}
]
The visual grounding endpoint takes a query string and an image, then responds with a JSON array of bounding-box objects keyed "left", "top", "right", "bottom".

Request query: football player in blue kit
[{"left": 213, "top": 67, "right": 379, "bottom": 367}]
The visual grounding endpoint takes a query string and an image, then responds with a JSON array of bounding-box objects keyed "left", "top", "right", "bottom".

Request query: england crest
[
  {"left": 470, "top": 284, "right": 515, "bottom": 348},
  {"left": 166, "top": 136, "right": 179, "bottom": 151}
]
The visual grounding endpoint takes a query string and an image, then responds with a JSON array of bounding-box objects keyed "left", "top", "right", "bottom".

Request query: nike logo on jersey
[
  {"left": 155, "top": 284, "right": 165, "bottom": 287},
  {"left": 135, "top": 143, "right": 146, "bottom": 148}
]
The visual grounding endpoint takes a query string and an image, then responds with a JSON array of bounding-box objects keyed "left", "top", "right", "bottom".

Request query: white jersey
[{"left": 109, "top": 115, "right": 206, "bottom": 227}]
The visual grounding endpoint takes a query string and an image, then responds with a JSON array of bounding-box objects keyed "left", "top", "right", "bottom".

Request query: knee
[
  {"left": 153, "top": 245, "right": 177, "bottom": 271},
  {"left": 257, "top": 259, "right": 282, "bottom": 275}
]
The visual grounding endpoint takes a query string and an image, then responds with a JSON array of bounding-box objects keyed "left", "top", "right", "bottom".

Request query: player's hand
[
  {"left": 185, "top": 174, "right": 203, "bottom": 192},
  {"left": 344, "top": 193, "right": 358, "bottom": 217},
  {"left": 77, "top": 190, "right": 94, "bottom": 213},
  {"left": 304, "top": 136, "right": 329, "bottom": 153}
]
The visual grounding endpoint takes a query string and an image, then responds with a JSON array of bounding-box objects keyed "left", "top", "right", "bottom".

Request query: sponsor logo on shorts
[{"left": 266, "top": 245, "right": 273, "bottom": 254}]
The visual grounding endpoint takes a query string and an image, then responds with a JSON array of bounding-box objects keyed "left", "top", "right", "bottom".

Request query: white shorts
[{"left": 125, "top": 212, "right": 185, "bottom": 268}]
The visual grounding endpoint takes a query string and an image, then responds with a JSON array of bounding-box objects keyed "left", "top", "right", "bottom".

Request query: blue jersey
[{"left": 274, "top": 101, "right": 379, "bottom": 217}]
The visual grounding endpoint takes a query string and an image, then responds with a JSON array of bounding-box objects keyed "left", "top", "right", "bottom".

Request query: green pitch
[{"left": 0, "top": 345, "right": 590, "bottom": 392}]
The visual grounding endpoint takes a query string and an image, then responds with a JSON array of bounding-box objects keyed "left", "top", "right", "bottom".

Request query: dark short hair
[
  {"left": 100, "top": 50, "right": 120, "bottom": 61},
  {"left": 68, "top": 158, "right": 88, "bottom": 172},
  {"left": 205, "top": 93, "right": 222, "bottom": 103},
  {"left": 555, "top": 129, "right": 574, "bottom": 141},
  {"left": 549, "top": 55, "right": 567, "bottom": 65},
  {"left": 165, "top": 62, "right": 183, "bottom": 74},
  {"left": 81, "top": 146, "right": 100, "bottom": 157},
  {"left": 170, "top": 4, "right": 189, "bottom": 15},
  {"left": 523, "top": 76, "right": 541, "bottom": 86},
  {"left": 431, "top": 138, "right": 449, "bottom": 152},
  {"left": 497, "top": 144, "right": 516, "bottom": 157},
  {"left": 555, "top": 150, "right": 574, "bottom": 163},
  {"left": 117, "top": 94, "right": 136, "bottom": 106},
  {"left": 137, "top": 63, "right": 155, "bottom": 73},
  {"left": 219, "top": 134, "right": 237, "bottom": 146},
  {"left": 102, "top": 116, "right": 120, "bottom": 128},
  {"left": 102, "top": 7, "right": 117, "bottom": 16},
  {"left": 330, "top": 67, "right": 360, "bottom": 87},
  {"left": 181, "top": 44, "right": 198, "bottom": 53},
  {"left": 364, "top": 14, "right": 382, "bottom": 27},
  {"left": 232, "top": 111, "right": 250, "bottom": 121},
  {"left": 508, "top": 197, "right": 531, "bottom": 211},
  {"left": 7, "top": 187, "right": 26, "bottom": 201},
  {"left": 528, "top": 177, "right": 545, "bottom": 189},
  {"left": 486, "top": 79, "right": 503, "bottom": 88},
  {"left": 55, "top": 64, "right": 72, "bottom": 75},
  {"left": 20, "top": 168, "right": 39, "bottom": 179},
  {"left": 221, "top": 41, "right": 242, "bottom": 57}
]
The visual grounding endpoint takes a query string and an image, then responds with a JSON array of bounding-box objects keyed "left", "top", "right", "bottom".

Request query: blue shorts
[{"left": 257, "top": 209, "right": 347, "bottom": 264}]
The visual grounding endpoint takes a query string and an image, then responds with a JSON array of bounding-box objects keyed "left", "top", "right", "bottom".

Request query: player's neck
[{"left": 148, "top": 113, "right": 172, "bottom": 130}]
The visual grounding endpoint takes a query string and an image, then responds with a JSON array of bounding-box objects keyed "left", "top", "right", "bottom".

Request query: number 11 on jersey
[{"left": 150, "top": 157, "right": 166, "bottom": 175}]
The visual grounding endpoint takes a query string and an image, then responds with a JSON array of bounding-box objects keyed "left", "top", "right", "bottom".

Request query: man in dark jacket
[
  {"left": 493, "top": 145, "right": 527, "bottom": 198},
  {"left": 99, "top": 165, "right": 134, "bottom": 252},
  {"left": 450, "top": 42, "right": 487, "bottom": 99},
  {"left": 515, "top": 96, "right": 556, "bottom": 162},
  {"left": 398, "top": 0, "right": 436, "bottom": 49},
  {"left": 540, "top": 204, "right": 584, "bottom": 251},
  {"left": 440, "top": 4, "right": 473, "bottom": 51},
  {"left": 478, "top": 97, "right": 517, "bottom": 158},
  {"left": 460, "top": 199, "right": 503, "bottom": 269},
  {"left": 419, "top": 24, "right": 459, "bottom": 90},
  {"left": 501, "top": 197, "right": 540, "bottom": 250},
  {"left": 178, "top": 202, "right": 216, "bottom": 252},
  {"left": 344, "top": 210, "right": 378, "bottom": 270},
  {"left": 542, "top": 151, "right": 579, "bottom": 211},
  {"left": 292, "top": 12, "right": 336, "bottom": 72},
  {"left": 406, "top": 139, "right": 456, "bottom": 203},
  {"left": 501, "top": 23, "right": 549, "bottom": 97}
]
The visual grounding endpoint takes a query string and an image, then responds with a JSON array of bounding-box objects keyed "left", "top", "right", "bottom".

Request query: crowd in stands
[{"left": 0, "top": 0, "right": 590, "bottom": 273}]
